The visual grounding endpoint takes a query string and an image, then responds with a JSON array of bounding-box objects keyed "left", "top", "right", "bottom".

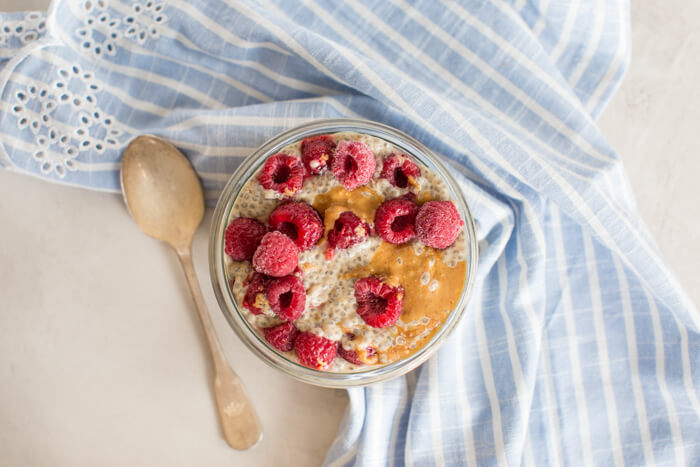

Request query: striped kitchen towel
[{"left": 1, "top": 1, "right": 698, "bottom": 465}]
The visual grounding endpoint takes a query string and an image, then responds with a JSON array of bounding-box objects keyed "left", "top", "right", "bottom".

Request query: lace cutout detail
[
  {"left": 9, "top": 66, "right": 126, "bottom": 178},
  {"left": 75, "top": 0, "right": 168, "bottom": 57},
  {"left": 0, "top": 12, "right": 47, "bottom": 48},
  {"left": 124, "top": 2, "right": 167, "bottom": 44},
  {"left": 75, "top": 1, "right": 120, "bottom": 59}
]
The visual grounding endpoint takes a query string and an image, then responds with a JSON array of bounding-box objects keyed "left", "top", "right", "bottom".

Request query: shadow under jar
[{"left": 209, "top": 119, "right": 478, "bottom": 388}]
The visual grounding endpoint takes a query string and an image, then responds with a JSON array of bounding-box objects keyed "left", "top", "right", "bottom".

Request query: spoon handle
[{"left": 176, "top": 247, "right": 263, "bottom": 450}]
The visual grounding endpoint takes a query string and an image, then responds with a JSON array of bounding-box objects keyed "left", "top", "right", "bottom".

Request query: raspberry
[
  {"left": 301, "top": 135, "right": 335, "bottom": 175},
  {"left": 415, "top": 201, "right": 464, "bottom": 249},
  {"left": 263, "top": 322, "right": 299, "bottom": 352},
  {"left": 252, "top": 231, "right": 299, "bottom": 277},
  {"left": 331, "top": 140, "right": 376, "bottom": 190},
  {"left": 266, "top": 274, "right": 306, "bottom": 321},
  {"left": 338, "top": 346, "right": 377, "bottom": 365},
  {"left": 327, "top": 211, "right": 370, "bottom": 250},
  {"left": 294, "top": 332, "right": 337, "bottom": 370},
  {"left": 268, "top": 201, "right": 323, "bottom": 251},
  {"left": 338, "top": 334, "right": 377, "bottom": 365},
  {"left": 374, "top": 198, "right": 418, "bottom": 244},
  {"left": 224, "top": 217, "right": 267, "bottom": 261},
  {"left": 259, "top": 153, "right": 304, "bottom": 196},
  {"left": 337, "top": 346, "right": 363, "bottom": 365},
  {"left": 242, "top": 272, "right": 269, "bottom": 315},
  {"left": 381, "top": 154, "right": 421, "bottom": 188},
  {"left": 354, "top": 276, "right": 404, "bottom": 328}
]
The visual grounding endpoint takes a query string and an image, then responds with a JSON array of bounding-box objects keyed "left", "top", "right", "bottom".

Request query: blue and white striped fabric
[{"left": 2, "top": 1, "right": 698, "bottom": 465}]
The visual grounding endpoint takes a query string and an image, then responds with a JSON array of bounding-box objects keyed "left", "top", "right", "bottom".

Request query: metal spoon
[{"left": 120, "top": 135, "right": 262, "bottom": 450}]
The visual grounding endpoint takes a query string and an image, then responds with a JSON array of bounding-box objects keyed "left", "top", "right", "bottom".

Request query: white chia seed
[{"left": 420, "top": 272, "right": 431, "bottom": 286}]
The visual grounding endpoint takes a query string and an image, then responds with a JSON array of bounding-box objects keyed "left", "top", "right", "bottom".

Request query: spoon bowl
[
  {"left": 121, "top": 136, "right": 203, "bottom": 250},
  {"left": 120, "top": 135, "right": 262, "bottom": 450}
]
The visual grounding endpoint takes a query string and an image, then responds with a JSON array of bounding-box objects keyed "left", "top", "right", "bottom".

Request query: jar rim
[{"left": 208, "top": 118, "right": 479, "bottom": 388}]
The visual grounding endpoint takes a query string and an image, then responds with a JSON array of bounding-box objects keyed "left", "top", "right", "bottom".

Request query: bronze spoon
[{"left": 120, "top": 135, "right": 262, "bottom": 450}]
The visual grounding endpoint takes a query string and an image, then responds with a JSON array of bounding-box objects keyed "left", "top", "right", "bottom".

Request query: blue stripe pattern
[{"left": 1, "top": 1, "right": 698, "bottom": 465}]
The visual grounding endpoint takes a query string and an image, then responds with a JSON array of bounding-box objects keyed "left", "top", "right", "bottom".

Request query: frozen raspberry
[
  {"left": 374, "top": 198, "right": 418, "bottom": 244},
  {"left": 263, "top": 322, "right": 300, "bottom": 352},
  {"left": 415, "top": 201, "right": 464, "bottom": 249},
  {"left": 266, "top": 275, "right": 306, "bottom": 321},
  {"left": 327, "top": 211, "right": 370, "bottom": 250},
  {"left": 294, "top": 332, "right": 337, "bottom": 370},
  {"left": 301, "top": 135, "right": 335, "bottom": 175},
  {"left": 354, "top": 276, "right": 403, "bottom": 328},
  {"left": 259, "top": 153, "right": 304, "bottom": 196},
  {"left": 338, "top": 334, "right": 376, "bottom": 365},
  {"left": 331, "top": 140, "right": 376, "bottom": 190},
  {"left": 252, "top": 231, "right": 299, "bottom": 277},
  {"left": 381, "top": 154, "right": 421, "bottom": 188},
  {"left": 242, "top": 272, "right": 269, "bottom": 315},
  {"left": 224, "top": 217, "right": 267, "bottom": 261},
  {"left": 268, "top": 201, "right": 323, "bottom": 251}
]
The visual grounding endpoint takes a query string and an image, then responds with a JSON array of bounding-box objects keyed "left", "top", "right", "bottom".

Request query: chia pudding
[{"left": 223, "top": 131, "right": 468, "bottom": 372}]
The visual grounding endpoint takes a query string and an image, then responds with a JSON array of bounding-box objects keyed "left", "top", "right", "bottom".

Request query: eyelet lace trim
[
  {"left": 0, "top": 12, "right": 47, "bottom": 48},
  {"left": 10, "top": 65, "right": 125, "bottom": 177},
  {"left": 75, "top": 0, "right": 167, "bottom": 58}
]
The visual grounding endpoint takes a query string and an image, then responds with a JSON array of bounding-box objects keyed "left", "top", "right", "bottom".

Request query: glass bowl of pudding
[{"left": 209, "top": 119, "right": 478, "bottom": 387}]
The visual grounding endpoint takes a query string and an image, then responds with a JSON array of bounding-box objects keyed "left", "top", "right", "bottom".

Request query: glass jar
[{"left": 209, "top": 119, "right": 478, "bottom": 387}]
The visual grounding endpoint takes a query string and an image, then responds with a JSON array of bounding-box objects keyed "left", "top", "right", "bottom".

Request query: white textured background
[
  {"left": 1, "top": 1, "right": 698, "bottom": 465},
  {"left": 598, "top": 2, "right": 700, "bottom": 303}
]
